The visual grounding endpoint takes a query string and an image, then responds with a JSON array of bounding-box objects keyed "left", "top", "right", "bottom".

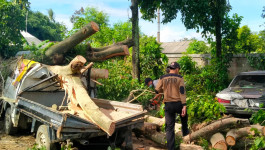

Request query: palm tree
[{"left": 47, "top": 8, "right": 55, "bottom": 22}]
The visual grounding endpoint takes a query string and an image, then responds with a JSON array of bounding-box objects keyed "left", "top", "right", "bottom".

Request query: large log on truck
[{"left": 44, "top": 21, "right": 133, "bottom": 65}]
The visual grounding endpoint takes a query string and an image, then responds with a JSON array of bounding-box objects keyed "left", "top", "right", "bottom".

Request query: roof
[
  {"left": 20, "top": 31, "right": 42, "bottom": 46},
  {"left": 161, "top": 41, "right": 192, "bottom": 54},
  {"left": 238, "top": 71, "right": 265, "bottom": 76}
]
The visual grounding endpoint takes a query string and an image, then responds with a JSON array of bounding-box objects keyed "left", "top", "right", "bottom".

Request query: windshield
[{"left": 230, "top": 75, "right": 265, "bottom": 88}]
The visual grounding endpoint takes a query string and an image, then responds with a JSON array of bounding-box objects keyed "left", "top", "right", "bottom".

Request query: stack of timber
[{"left": 136, "top": 116, "right": 265, "bottom": 150}]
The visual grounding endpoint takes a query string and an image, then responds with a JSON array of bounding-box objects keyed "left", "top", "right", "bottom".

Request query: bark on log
[
  {"left": 134, "top": 122, "right": 166, "bottom": 146},
  {"left": 251, "top": 124, "right": 265, "bottom": 136},
  {"left": 180, "top": 143, "right": 203, "bottom": 150},
  {"left": 146, "top": 131, "right": 167, "bottom": 146},
  {"left": 145, "top": 115, "right": 182, "bottom": 134},
  {"left": 210, "top": 133, "right": 227, "bottom": 150},
  {"left": 145, "top": 115, "right": 165, "bottom": 126},
  {"left": 45, "top": 22, "right": 99, "bottom": 58},
  {"left": 90, "top": 68, "right": 109, "bottom": 79},
  {"left": 183, "top": 117, "right": 250, "bottom": 143},
  {"left": 87, "top": 45, "right": 129, "bottom": 62},
  {"left": 48, "top": 56, "right": 115, "bottom": 135}
]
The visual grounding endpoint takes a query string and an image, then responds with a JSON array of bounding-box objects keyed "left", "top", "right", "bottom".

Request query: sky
[{"left": 29, "top": 0, "right": 265, "bottom": 42}]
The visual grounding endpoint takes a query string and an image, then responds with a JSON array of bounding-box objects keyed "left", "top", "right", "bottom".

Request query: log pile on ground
[{"left": 135, "top": 115, "right": 265, "bottom": 150}]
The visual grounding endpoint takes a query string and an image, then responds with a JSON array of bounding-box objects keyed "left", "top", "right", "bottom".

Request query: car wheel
[
  {"left": 4, "top": 107, "right": 18, "bottom": 135},
  {"left": 36, "top": 125, "right": 58, "bottom": 150}
]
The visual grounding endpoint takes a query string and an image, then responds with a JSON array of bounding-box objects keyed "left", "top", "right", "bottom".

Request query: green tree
[
  {"left": 236, "top": 25, "right": 263, "bottom": 53},
  {"left": 186, "top": 40, "right": 210, "bottom": 54},
  {"left": 27, "top": 10, "right": 67, "bottom": 41},
  {"left": 70, "top": 7, "right": 109, "bottom": 31},
  {"left": 0, "top": 0, "right": 25, "bottom": 58},
  {"left": 140, "top": 35, "right": 168, "bottom": 80},
  {"left": 138, "top": 0, "right": 240, "bottom": 59},
  {"left": 47, "top": 8, "right": 55, "bottom": 22}
]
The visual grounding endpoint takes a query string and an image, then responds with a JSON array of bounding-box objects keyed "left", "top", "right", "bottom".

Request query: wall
[{"left": 165, "top": 54, "right": 256, "bottom": 78}]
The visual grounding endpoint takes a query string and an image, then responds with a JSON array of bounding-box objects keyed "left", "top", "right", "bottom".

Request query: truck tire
[
  {"left": 4, "top": 107, "right": 18, "bottom": 135},
  {"left": 36, "top": 125, "right": 58, "bottom": 150}
]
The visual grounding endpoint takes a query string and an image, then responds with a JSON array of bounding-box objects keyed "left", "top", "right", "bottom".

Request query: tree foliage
[
  {"left": 27, "top": 10, "right": 67, "bottom": 41},
  {"left": 139, "top": 35, "right": 168, "bottom": 79},
  {"left": 138, "top": 0, "right": 241, "bottom": 58},
  {"left": 235, "top": 25, "right": 263, "bottom": 53},
  {"left": 70, "top": 7, "right": 109, "bottom": 31},
  {"left": 0, "top": 0, "right": 25, "bottom": 58},
  {"left": 186, "top": 40, "right": 210, "bottom": 54}
]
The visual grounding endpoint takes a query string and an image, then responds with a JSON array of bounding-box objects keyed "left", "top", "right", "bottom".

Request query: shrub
[
  {"left": 187, "top": 94, "right": 226, "bottom": 126},
  {"left": 177, "top": 55, "right": 198, "bottom": 75}
]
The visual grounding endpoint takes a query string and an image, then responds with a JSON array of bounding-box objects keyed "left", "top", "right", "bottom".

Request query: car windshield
[{"left": 230, "top": 75, "right": 265, "bottom": 88}]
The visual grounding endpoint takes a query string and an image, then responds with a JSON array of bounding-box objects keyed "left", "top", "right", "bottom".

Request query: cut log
[
  {"left": 226, "top": 124, "right": 265, "bottom": 146},
  {"left": 134, "top": 122, "right": 166, "bottom": 146},
  {"left": 145, "top": 115, "right": 182, "bottom": 134},
  {"left": 210, "top": 133, "right": 227, "bottom": 150},
  {"left": 45, "top": 22, "right": 99, "bottom": 59},
  {"left": 183, "top": 117, "right": 250, "bottom": 143},
  {"left": 145, "top": 115, "right": 165, "bottom": 126},
  {"left": 226, "top": 127, "right": 254, "bottom": 146},
  {"left": 180, "top": 143, "right": 203, "bottom": 150}
]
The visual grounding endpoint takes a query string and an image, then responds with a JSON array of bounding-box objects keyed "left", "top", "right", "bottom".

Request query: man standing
[{"left": 155, "top": 62, "right": 189, "bottom": 150}]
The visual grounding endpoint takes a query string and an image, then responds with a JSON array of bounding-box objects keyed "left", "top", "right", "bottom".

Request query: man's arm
[{"left": 155, "top": 79, "right": 163, "bottom": 94}]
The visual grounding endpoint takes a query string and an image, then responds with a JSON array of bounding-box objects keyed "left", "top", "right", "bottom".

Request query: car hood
[{"left": 217, "top": 87, "right": 265, "bottom": 99}]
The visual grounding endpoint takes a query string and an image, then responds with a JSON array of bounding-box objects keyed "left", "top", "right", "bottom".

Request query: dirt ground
[{"left": 0, "top": 120, "right": 166, "bottom": 150}]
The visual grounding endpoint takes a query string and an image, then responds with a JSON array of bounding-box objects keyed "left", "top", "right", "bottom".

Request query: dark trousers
[{"left": 165, "top": 102, "right": 189, "bottom": 150}]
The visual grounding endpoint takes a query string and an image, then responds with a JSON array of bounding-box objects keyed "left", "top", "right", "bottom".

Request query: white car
[{"left": 216, "top": 71, "right": 265, "bottom": 116}]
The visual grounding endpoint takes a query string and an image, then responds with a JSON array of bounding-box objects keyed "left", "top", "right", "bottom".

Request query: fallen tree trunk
[
  {"left": 48, "top": 56, "right": 115, "bottom": 135},
  {"left": 183, "top": 117, "right": 250, "bottom": 143},
  {"left": 45, "top": 22, "right": 99, "bottom": 60},
  {"left": 180, "top": 143, "right": 203, "bottom": 150},
  {"left": 86, "top": 42, "right": 131, "bottom": 62},
  {"left": 210, "top": 133, "right": 227, "bottom": 150},
  {"left": 43, "top": 22, "right": 133, "bottom": 65},
  {"left": 226, "top": 127, "right": 254, "bottom": 146}
]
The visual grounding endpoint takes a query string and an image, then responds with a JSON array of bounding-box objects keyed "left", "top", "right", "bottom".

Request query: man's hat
[{"left": 169, "top": 62, "right": 180, "bottom": 69}]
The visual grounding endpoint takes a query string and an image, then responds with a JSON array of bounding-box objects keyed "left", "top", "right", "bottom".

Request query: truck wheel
[
  {"left": 4, "top": 107, "right": 18, "bottom": 135},
  {"left": 36, "top": 125, "right": 58, "bottom": 150}
]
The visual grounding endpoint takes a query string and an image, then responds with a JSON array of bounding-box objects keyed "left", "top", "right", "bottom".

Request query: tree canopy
[
  {"left": 27, "top": 10, "right": 67, "bottom": 41},
  {"left": 0, "top": 0, "right": 25, "bottom": 58},
  {"left": 138, "top": 0, "right": 241, "bottom": 58}
]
